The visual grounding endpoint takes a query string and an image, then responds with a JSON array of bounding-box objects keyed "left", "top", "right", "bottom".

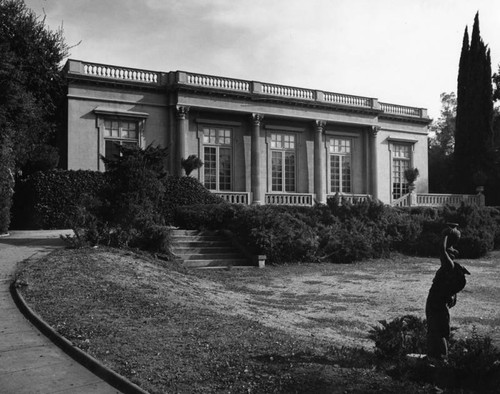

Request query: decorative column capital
[
  {"left": 370, "top": 126, "right": 380, "bottom": 137},
  {"left": 176, "top": 106, "right": 190, "bottom": 119},
  {"left": 315, "top": 120, "right": 326, "bottom": 132},
  {"left": 252, "top": 113, "right": 264, "bottom": 126}
]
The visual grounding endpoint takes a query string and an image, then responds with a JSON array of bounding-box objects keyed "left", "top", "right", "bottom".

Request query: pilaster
[
  {"left": 251, "top": 113, "right": 264, "bottom": 205},
  {"left": 176, "top": 106, "right": 190, "bottom": 176},
  {"left": 369, "top": 126, "right": 380, "bottom": 199},
  {"left": 314, "top": 120, "right": 326, "bottom": 204}
]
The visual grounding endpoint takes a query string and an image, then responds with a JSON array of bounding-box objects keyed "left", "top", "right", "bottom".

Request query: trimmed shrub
[
  {"left": 174, "top": 203, "right": 240, "bottom": 230},
  {"left": 12, "top": 169, "right": 106, "bottom": 229},
  {"left": 228, "top": 205, "right": 319, "bottom": 264},
  {"left": 162, "top": 176, "right": 224, "bottom": 223}
]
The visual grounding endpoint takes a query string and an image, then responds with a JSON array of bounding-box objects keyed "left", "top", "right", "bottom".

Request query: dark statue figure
[{"left": 425, "top": 223, "right": 471, "bottom": 362}]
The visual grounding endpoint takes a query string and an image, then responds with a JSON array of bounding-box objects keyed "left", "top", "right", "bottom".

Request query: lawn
[{"left": 16, "top": 248, "right": 500, "bottom": 393}]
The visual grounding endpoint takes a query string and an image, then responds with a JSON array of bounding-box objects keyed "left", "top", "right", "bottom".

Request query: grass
[{"left": 16, "top": 247, "right": 500, "bottom": 393}]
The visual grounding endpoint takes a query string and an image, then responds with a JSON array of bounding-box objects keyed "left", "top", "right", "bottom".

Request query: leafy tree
[
  {"left": 428, "top": 92, "right": 456, "bottom": 192},
  {"left": 0, "top": 0, "right": 68, "bottom": 232},
  {"left": 453, "top": 13, "right": 494, "bottom": 195}
]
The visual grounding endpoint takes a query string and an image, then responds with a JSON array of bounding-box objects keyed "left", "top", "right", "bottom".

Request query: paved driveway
[{"left": 0, "top": 230, "right": 121, "bottom": 394}]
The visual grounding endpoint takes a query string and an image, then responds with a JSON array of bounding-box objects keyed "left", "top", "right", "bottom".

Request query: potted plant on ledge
[{"left": 404, "top": 167, "right": 420, "bottom": 192}]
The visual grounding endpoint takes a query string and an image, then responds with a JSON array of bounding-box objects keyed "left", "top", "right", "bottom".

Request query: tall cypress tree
[{"left": 453, "top": 13, "right": 493, "bottom": 194}]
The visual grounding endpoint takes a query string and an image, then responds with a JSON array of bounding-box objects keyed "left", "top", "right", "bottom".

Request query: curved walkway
[{"left": 0, "top": 230, "right": 120, "bottom": 394}]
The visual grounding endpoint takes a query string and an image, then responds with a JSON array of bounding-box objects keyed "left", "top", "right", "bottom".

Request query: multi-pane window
[
  {"left": 270, "top": 133, "right": 296, "bottom": 192},
  {"left": 103, "top": 119, "right": 139, "bottom": 160},
  {"left": 329, "top": 138, "right": 351, "bottom": 193},
  {"left": 203, "top": 127, "right": 232, "bottom": 191},
  {"left": 392, "top": 144, "right": 411, "bottom": 200}
]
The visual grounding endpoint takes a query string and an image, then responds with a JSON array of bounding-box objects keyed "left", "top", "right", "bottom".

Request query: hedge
[
  {"left": 174, "top": 201, "right": 500, "bottom": 264},
  {"left": 12, "top": 170, "right": 106, "bottom": 229}
]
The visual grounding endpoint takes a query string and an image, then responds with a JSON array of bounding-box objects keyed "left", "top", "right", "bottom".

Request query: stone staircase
[{"left": 170, "top": 229, "right": 250, "bottom": 268}]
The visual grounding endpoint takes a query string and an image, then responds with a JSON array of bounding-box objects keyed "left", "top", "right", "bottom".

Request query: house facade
[{"left": 62, "top": 59, "right": 431, "bottom": 205}]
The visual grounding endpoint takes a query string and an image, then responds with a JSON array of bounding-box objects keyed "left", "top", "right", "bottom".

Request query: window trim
[
  {"left": 266, "top": 131, "right": 298, "bottom": 193},
  {"left": 197, "top": 125, "right": 234, "bottom": 191},
  {"left": 327, "top": 137, "right": 353, "bottom": 194},
  {"left": 94, "top": 107, "right": 148, "bottom": 171},
  {"left": 389, "top": 141, "right": 415, "bottom": 201}
]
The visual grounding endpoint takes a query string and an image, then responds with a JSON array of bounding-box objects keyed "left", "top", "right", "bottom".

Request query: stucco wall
[{"left": 66, "top": 84, "right": 168, "bottom": 171}]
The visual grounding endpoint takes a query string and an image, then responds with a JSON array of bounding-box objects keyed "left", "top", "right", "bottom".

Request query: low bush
[
  {"left": 162, "top": 176, "right": 224, "bottom": 223},
  {"left": 369, "top": 315, "right": 427, "bottom": 360},
  {"left": 171, "top": 199, "right": 500, "bottom": 265},
  {"left": 12, "top": 169, "right": 106, "bottom": 229},
  {"left": 448, "top": 328, "right": 500, "bottom": 391},
  {"left": 174, "top": 203, "right": 240, "bottom": 230},
  {"left": 369, "top": 315, "right": 500, "bottom": 391}
]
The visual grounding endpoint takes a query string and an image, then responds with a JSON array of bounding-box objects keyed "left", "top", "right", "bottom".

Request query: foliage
[
  {"left": 447, "top": 328, "right": 500, "bottom": 391},
  {"left": 11, "top": 169, "right": 106, "bottom": 229},
  {"left": 171, "top": 199, "right": 500, "bottom": 264},
  {"left": 0, "top": 0, "right": 68, "bottom": 169},
  {"left": 369, "top": 315, "right": 500, "bottom": 391},
  {"left": 404, "top": 168, "right": 419, "bottom": 185},
  {"left": 162, "top": 175, "right": 224, "bottom": 223},
  {"left": 174, "top": 203, "right": 240, "bottom": 231},
  {"left": 180, "top": 154, "right": 203, "bottom": 176},
  {"left": 0, "top": 134, "right": 14, "bottom": 233},
  {"left": 0, "top": 0, "right": 68, "bottom": 232},
  {"left": 369, "top": 315, "right": 427, "bottom": 360},
  {"left": 428, "top": 93, "right": 456, "bottom": 193},
  {"left": 454, "top": 13, "right": 495, "bottom": 195},
  {"left": 96, "top": 144, "right": 170, "bottom": 251}
]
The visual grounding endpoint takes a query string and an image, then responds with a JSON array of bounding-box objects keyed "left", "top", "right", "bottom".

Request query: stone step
[
  {"left": 171, "top": 246, "right": 236, "bottom": 254},
  {"left": 176, "top": 253, "right": 245, "bottom": 261},
  {"left": 173, "top": 240, "right": 232, "bottom": 248},
  {"left": 183, "top": 258, "right": 249, "bottom": 268},
  {"left": 170, "top": 235, "right": 223, "bottom": 242}
]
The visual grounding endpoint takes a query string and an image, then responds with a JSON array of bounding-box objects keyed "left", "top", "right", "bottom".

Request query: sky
[{"left": 23, "top": 0, "right": 500, "bottom": 120}]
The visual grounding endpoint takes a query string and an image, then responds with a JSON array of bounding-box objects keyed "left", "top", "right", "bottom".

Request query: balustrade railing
[
  {"left": 67, "top": 60, "right": 428, "bottom": 119},
  {"left": 323, "top": 92, "right": 373, "bottom": 108},
  {"left": 82, "top": 62, "right": 159, "bottom": 84},
  {"left": 185, "top": 73, "right": 250, "bottom": 92},
  {"left": 260, "top": 83, "right": 315, "bottom": 100},
  {"left": 326, "top": 193, "right": 372, "bottom": 204},
  {"left": 265, "top": 193, "right": 314, "bottom": 206},
  {"left": 392, "top": 192, "right": 484, "bottom": 208},
  {"left": 416, "top": 193, "right": 483, "bottom": 207},
  {"left": 214, "top": 192, "right": 250, "bottom": 204},
  {"left": 379, "top": 103, "right": 423, "bottom": 117}
]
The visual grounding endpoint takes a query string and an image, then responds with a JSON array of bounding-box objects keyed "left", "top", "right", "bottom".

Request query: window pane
[
  {"left": 330, "top": 138, "right": 351, "bottom": 154},
  {"left": 271, "top": 151, "right": 282, "bottom": 191},
  {"left": 271, "top": 133, "right": 280, "bottom": 149},
  {"left": 284, "top": 151, "right": 295, "bottom": 192},
  {"left": 342, "top": 156, "right": 351, "bottom": 193},
  {"left": 203, "top": 128, "right": 217, "bottom": 144},
  {"left": 105, "top": 140, "right": 120, "bottom": 160},
  {"left": 204, "top": 147, "right": 217, "bottom": 190},
  {"left": 219, "top": 129, "right": 231, "bottom": 145},
  {"left": 219, "top": 147, "right": 231, "bottom": 191},
  {"left": 330, "top": 155, "right": 340, "bottom": 192}
]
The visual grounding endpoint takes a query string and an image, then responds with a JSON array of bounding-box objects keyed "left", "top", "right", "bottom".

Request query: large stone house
[{"left": 62, "top": 59, "right": 431, "bottom": 205}]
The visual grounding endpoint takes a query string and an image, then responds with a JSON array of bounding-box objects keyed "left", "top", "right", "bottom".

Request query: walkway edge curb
[{"left": 10, "top": 282, "right": 150, "bottom": 394}]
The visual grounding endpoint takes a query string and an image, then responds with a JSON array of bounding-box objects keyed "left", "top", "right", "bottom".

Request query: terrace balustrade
[{"left": 68, "top": 60, "right": 429, "bottom": 120}]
